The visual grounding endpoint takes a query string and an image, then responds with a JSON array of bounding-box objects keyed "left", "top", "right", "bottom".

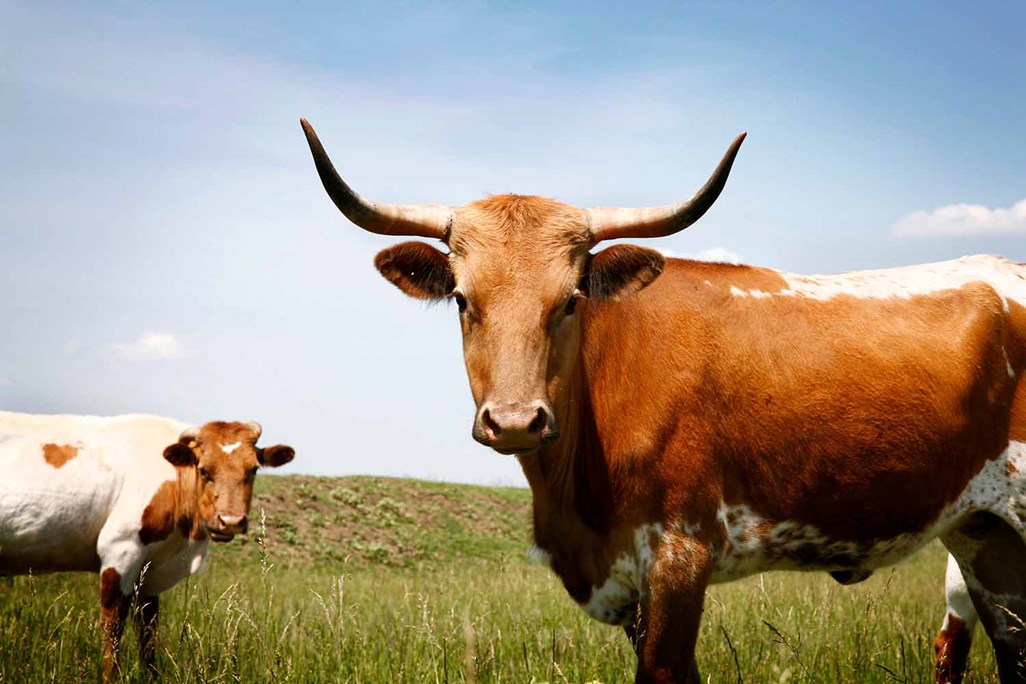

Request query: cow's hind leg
[
  {"left": 935, "top": 553, "right": 979, "bottom": 684},
  {"left": 944, "top": 513, "right": 1026, "bottom": 683}
]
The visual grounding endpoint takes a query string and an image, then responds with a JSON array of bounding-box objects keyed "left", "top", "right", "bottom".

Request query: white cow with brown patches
[{"left": 0, "top": 411, "right": 295, "bottom": 681}]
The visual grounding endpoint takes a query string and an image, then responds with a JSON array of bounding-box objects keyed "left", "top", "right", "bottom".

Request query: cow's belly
[
  {"left": 0, "top": 439, "right": 118, "bottom": 575},
  {"left": 708, "top": 507, "right": 936, "bottom": 583},
  {"left": 710, "top": 440, "right": 1026, "bottom": 583}
]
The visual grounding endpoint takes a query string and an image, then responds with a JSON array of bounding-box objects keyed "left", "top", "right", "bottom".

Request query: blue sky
[{"left": 2, "top": 1, "right": 1024, "bottom": 484}]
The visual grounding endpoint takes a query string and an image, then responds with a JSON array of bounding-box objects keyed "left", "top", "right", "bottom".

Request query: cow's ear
[
  {"left": 374, "top": 241, "right": 454, "bottom": 301},
  {"left": 163, "top": 440, "right": 198, "bottom": 467},
  {"left": 258, "top": 445, "right": 295, "bottom": 468},
  {"left": 583, "top": 245, "right": 665, "bottom": 301}
]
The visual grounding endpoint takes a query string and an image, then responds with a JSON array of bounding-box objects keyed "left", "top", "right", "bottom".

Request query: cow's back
[{"left": 0, "top": 412, "right": 187, "bottom": 575}]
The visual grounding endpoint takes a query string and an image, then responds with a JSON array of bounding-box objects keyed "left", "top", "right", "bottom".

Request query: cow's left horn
[
  {"left": 244, "top": 421, "right": 262, "bottom": 439},
  {"left": 179, "top": 426, "right": 200, "bottom": 442},
  {"left": 586, "top": 132, "right": 746, "bottom": 242},
  {"left": 300, "top": 119, "right": 453, "bottom": 240}
]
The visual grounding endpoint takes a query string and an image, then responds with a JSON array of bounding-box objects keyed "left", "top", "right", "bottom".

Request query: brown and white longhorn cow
[
  {"left": 302, "top": 119, "right": 1026, "bottom": 683},
  {"left": 0, "top": 412, "right": 295, "bottom": 680}
]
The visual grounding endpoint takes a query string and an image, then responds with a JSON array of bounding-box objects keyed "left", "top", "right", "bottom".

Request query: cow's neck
[
  {"left": 517, "top": 346, "right": 620, "bottom": 599},
  {"left": 171, "top": 466, "right": 206, "bottom": 541}
]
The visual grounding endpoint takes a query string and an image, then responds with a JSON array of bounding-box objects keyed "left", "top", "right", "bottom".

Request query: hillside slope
[{"left": 219, "top": 475, "right": 534, "bottom": 569}]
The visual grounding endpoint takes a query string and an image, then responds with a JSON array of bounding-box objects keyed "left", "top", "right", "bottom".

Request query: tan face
[
  {"left": 374, "top": 196, "right": 666, "bottom": 454},
  {"left": 163, "top": 421, "right": 295, "bottom": 541},
  {"left": 299, "top": 118, "right": 743, "bottom": 455}
]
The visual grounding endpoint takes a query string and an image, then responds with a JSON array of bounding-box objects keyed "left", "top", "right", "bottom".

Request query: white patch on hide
[
  {"left": 726, "top": 255, "right": 1026, "bottom": 308},
  {"left": 583, "top": 524, "right": 662, "bottom": 625}
]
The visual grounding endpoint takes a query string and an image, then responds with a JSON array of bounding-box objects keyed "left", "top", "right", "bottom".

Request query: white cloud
[
  {"left": 659, "top": 246, "right": 743, "bottom": 264},
  {"left": 894, "top": 199, "right": 1026, "bottom": 237},
  {"left": 0, "top": 376, "right": 12, "bottom": 388},
  {"left": 110, "top": 332, "right": 187, "bottom": 361}
]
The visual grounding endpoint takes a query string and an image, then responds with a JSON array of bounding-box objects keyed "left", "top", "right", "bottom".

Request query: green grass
[{"left": 0, "top": 476, "right": 1001, "bottom": 682}]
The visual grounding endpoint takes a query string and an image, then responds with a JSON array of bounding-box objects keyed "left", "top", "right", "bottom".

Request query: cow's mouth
[
  {"left": 208, "top": 530, "right": 236, "bottom": 543},
  {"left": 494, "top": 446, "right": 538, "bottom": 456}
]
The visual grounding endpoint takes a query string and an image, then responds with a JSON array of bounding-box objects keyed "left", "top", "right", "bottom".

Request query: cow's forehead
[
  {"left": 450, "top": 195, "right": 590, "bottom": 256},
  {"left": 449, "top": 195, "right": 591, "bottom": 297},
  {"left": 195, "top": 422, "right": 258, "bottom": 447}
]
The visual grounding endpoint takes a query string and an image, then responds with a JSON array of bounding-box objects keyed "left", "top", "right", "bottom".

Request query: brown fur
[
  {"left": 100, "top": 567, "right": 128, "bottom": 682},
  {"left": 41, "top": 442, "right": 78, "bottom": 468},
  {"left": 366, "top": 189, "right": 1025, "bottom": 682},
  {"left": 138, "top": 469, "right": 204, "bottom": 545},
  {"left": 145, "top": 421, "right": 293, "bottom": 543}
]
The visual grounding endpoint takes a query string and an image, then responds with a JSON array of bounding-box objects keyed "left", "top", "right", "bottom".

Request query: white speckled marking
[
  {"left": 728, "top": 255, "right": 1026, "bottom": 308},
  {"left": 583, "top": 524, "right": 663, "bottom": 625},
  {"left": 729, "top": 285, "right": 771, "bottom": 299},
  {"left": 220, "top": 441, "right": 241, "bottom": 455},
  {"left": 707, "top": 442, "right": 1026, "bottom": 584}
]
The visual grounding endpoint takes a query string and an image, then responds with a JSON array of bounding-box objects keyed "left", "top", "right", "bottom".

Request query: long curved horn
[
  {"left": 586, "top": 132, "right": 746, "bottom": 242},
  {"left": 300, "top": 118, "right": 453, "bottom": 240}
]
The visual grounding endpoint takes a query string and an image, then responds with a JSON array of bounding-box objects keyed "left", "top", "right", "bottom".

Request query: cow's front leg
[
  {"left": 100, "top": 566, "right": 132, "bottom": 681},
  {"left": 134, "top": 594, "right": 160, "bottom": 675},
  {"left": 634, "top": 538, "right": 712, "bottom": 684}
]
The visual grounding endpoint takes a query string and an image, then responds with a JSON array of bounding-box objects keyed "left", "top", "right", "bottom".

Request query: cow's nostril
[
  {"left": 528, "top": 407, "right": 546, "bottom": 434},
  {"left": 482, "top": 408, "right": 501, "bottom": 436}
]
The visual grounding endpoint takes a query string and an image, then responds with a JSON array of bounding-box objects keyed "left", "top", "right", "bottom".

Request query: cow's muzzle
[
  {"left": 209, "top": 513, "right": 248, "bottom": 542},
  {"left": 472, "top": 400, "right": 559, "bottom": 453}
]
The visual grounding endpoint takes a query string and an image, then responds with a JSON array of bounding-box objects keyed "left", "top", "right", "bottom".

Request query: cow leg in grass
[
  {"left": 633, "top": 541, "right": 710, "bottom": 684},
  {"left": 945, "top": 515, "right": 1026, "bottom": 684},
  {"left": 100, "top": 567, "right": 132, "bottom": 682},
  {"left": 134, "top": 594, "right": 160, "bottom": 675},
  {"left": 934, "top": 554, "right": 978, "bottom": 684}
]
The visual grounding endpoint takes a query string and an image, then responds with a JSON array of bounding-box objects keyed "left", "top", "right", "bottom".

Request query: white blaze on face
[{"left": 220, "top": 442, "right": 241, "bottom": 455}]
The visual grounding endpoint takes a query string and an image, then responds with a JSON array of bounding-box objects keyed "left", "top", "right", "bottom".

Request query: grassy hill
[
  {"left": 223, "top": 475, "right": 534, "bottom": 569},
  {"left": 1, "top": 474, "right": 1000, "bottom": 682}
]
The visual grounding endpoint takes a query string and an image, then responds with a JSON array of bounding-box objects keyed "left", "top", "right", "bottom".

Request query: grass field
[{"left": 0, "top": 475, "right": 1000, "bottom": 683}]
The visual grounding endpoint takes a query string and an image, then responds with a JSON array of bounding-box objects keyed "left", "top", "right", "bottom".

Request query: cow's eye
[
  {"left": 565, "top": 290, "right": 583, "bottom": 317},
  {"left": 453, "top": 292, "right": 468, "bottom": 313},
  {"left": 198, "top": 467, "right": 212, "bottom": 481}
]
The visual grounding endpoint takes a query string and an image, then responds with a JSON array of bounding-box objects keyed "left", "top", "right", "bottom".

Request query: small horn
[
  {"left": 244, "top": 421, "right": 263, "bottom": 440},
  {"left": 300, "top": 118, "right": 453, "bottom": 240},
  {"left": 178, "top": 426, "right": 200, "bottom": 442},
  {"left": 587, "top": 132, "right": 746, "bottom": 242}
]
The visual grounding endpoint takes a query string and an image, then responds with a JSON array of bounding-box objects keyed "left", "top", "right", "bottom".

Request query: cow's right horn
[
  {"left": 179, "top": 426, "right": 200, "bottom": 442},
  {"left": 586, "top": 132, "right": 746, "bottom": 242},
  {"left": 300, "top": 119, "right": 453, "bottom": 240}
]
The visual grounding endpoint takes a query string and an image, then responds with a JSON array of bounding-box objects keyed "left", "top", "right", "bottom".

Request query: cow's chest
[{"left": 538, "top": 524, "right": 663, "bottom": 626}]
